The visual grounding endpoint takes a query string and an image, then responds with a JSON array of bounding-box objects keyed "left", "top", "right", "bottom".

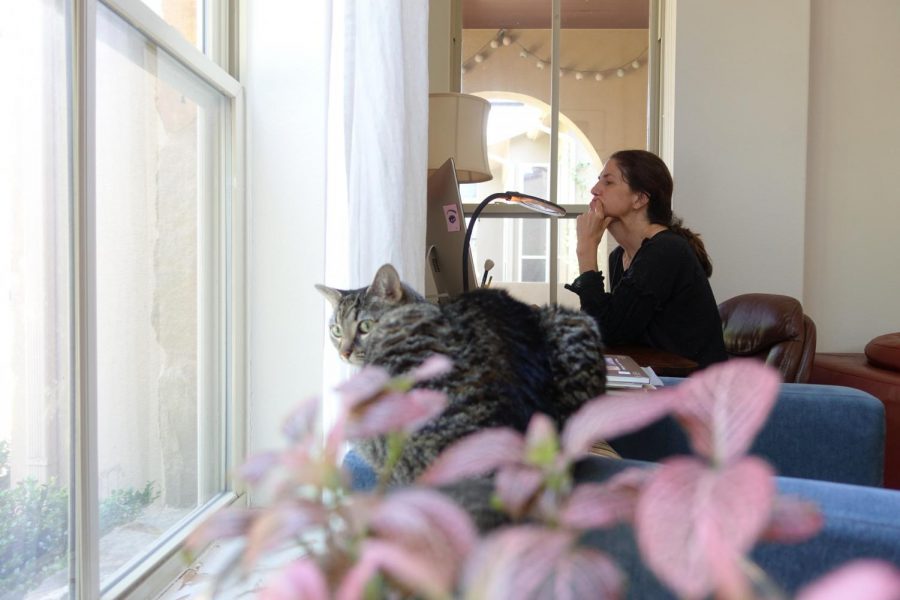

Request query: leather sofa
[
  {"left": 811, "top": 332, "right": 900, "bottom": 489},
  {"left": 718, "top": 293, "right": 817, "bottom": 383}
]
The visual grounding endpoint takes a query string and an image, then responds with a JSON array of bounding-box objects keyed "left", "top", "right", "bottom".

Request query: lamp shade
[{"left": 428, "top": 93, "right": 492, "bottom": 183}]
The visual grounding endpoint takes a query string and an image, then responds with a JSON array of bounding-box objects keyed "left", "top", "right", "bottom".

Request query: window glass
[
  {"left": 521, "top": 219, "right": 547, "bottom": 256},
  {"left": 461, "top": 2, "right": 650, "bottom": 302},
  {"left": 0, "top": 1, "right": 72, "bottom": 597},
  {"left": 95, "top": 3, "right": 227, "bottom": 584},
  {"left": 138, "top": 0, "right": 204, "bottom": 50}
]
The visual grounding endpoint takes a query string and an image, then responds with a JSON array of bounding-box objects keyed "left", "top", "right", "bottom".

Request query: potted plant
[{"left": 187, "top": 358, "right": 900, "bottom": 599}]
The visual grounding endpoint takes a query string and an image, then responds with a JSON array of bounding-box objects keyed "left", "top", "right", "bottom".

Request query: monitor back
[{"left": 425, "top": 158, "right": 478, "bottom": 301}]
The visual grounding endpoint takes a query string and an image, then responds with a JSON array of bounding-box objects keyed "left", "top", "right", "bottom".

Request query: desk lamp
[{"left": 462, "top": 192, "right": 566, "bottom": 292}]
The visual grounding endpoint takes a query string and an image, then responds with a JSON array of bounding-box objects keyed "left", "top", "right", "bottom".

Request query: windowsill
[{"left": 155, "top": 540, "right": 303, "bottom": 599}]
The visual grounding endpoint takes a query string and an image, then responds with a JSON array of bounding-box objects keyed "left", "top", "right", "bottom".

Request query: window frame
[
  {"left": 70, "top": 0, "right": 245, "bottom": 597},
  {"left": 459, "top": 0, "right": 663, "bottom": 302}
]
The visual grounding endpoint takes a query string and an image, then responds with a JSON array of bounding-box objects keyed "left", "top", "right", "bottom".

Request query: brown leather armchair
[{"left": 718, "top": 293, "right": 817, "bottom": 383}]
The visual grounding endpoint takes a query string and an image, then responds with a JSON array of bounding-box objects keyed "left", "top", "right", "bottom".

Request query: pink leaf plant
[
  {"left": 186, "top": 354, "right": 473, "bottom": 598},
  {"left": 190, "top": 354, "right": 900, "bottom": 600},
  {"left": 423, "top": 359, "right": 897, "bottom": 599}
]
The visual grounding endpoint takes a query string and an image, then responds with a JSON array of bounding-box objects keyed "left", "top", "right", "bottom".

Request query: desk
[{"left": 604, "top": 345, "right": 699, "bottom": 378}]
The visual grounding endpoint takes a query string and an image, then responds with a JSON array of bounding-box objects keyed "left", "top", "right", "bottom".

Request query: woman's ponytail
[{"left": 669, "top": 217, "right": 713, "bottom": 278}]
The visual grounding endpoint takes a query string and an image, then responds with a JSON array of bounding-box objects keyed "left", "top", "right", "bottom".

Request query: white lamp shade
[{"left": 428, "top": 93, "right": 493, "bottom": 183}]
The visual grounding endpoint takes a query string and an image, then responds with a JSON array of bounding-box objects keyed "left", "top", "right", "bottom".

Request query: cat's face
[{"left": 315, "top": 264, "right": 417, "bottom": 364}]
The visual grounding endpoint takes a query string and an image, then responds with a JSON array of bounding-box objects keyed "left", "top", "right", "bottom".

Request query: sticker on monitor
[{"left": 443, "top": 204, "right": 461, "bottom": 232}]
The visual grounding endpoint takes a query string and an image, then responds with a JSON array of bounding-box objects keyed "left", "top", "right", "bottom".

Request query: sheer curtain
[
  {"left": 322, "top": 0, "right": 429, "bottom": 421},
  {"left": 326, "top": 0, "right": 428, "bottom": 292}
]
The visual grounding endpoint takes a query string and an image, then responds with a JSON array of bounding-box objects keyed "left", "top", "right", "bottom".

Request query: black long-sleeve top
[{"left": 565, "top": 230, "right": 727, "bottom": 368}]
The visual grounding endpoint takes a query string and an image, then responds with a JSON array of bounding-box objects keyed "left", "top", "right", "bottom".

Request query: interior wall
[
  {"left": 804, "top": 0, "right": 900, "bottom": 351},
  {"left": 244, "top": 1, "right": 328, "bottom": 457},
  {"left": 670, "top": 0, "right": 811, "bottom": 304}
]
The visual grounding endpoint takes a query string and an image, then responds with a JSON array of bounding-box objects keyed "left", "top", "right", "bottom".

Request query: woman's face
[{"left": 590, "top": 160, "right": 643, "bottom": 218}]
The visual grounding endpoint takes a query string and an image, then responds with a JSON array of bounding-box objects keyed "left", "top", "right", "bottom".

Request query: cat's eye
[
  {"left": 358, "top": 320, "right": 374, "bottom": 334},
  {"left": 330, "top": 324, "right": 343, "bottom": 338}
]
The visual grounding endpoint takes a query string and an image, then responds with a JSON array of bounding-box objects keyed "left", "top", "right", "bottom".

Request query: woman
[{"left": 565, "top": 149, "right": 727, "bottom": 368}]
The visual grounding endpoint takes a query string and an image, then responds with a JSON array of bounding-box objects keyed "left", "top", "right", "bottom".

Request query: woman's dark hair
[{"left": 609, "top": 149, "right": 713, "bottom": 277}]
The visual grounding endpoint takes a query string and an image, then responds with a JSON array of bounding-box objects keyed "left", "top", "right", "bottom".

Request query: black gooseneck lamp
[{"left": 462, "top": 192, "right": 567, "bottom": 292}]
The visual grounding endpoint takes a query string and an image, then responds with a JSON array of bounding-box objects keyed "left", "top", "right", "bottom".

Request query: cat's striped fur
[{"left": 317, "top": 264, "right": 609, "bottom": 487}]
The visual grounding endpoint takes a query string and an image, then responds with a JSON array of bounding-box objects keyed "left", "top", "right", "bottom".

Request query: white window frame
[
  {"left": 71, "top": 1, "right": 245, "bottom": 597},
  {"left": 461, "top": 0, "right": 663, "bottom": 302}
]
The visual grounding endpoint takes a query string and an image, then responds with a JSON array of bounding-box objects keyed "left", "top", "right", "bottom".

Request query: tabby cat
[{"left": 316, "top": 264, "right": 609, "bottom": 489}]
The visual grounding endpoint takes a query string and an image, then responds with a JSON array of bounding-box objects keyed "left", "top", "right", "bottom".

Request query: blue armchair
[
  {"left": 579, "top": 379, "right": 900, "bottom": 596},
  {"left": 344, "top": 381, "right": 900, "bottom": 596},
  {"left": 612, "top": 379, "right": 886, "bottom": 487}
]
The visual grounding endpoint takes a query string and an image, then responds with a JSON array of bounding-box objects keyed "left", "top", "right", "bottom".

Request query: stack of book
[{"left": 605, "top": 354, "right": 652, "bottom": 389}]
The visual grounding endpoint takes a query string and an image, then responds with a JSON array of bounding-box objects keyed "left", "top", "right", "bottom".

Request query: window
[
  {"left": 0, "top": 0, "right": 243, "bottom": 597},
  {"left": 459, "top": 1, "right": 657, "bottom": 305}
]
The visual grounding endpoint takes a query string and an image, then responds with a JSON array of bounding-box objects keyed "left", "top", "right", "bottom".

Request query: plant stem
[
  {"left": 740, "top": 556, "right": 789, "bottom": 600},
  {"left": 376, "top": 432, "right": 407, "bottom": 492}
]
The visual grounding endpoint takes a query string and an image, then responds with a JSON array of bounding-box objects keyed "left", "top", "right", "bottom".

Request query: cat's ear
[
  {"left": 315, "top": 284, "right": 344, "bottom": 308},
  {"left": 368, "top": 264, "right": 404, "bottom": 303}
]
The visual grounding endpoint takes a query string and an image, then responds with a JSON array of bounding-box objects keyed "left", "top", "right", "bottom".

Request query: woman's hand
[{"left": 575, "top": 200, "right": 613, "bottom": 273}]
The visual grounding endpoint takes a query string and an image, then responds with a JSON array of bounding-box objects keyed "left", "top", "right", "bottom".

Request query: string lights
[{"left": 461, "top": 28, "right": 648, "bottom": 82}]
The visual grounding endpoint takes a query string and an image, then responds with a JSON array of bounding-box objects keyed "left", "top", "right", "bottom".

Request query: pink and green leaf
[
  {"left": 242, "top": 501, "right": 328, "bottom": 570},
  {"left": 418, "top": 428, "right": 525, "bottom": 485},
  {"left": 335, "top": 365, "right": 392, "bottom": 408},
  {"left": 524, "top": 413, "right": 561, "bottom": 467},
  {"left": 461, "top": 526, "right": 574, "bottom": 599},
  {"left": 561, "top": 391, "right": 677, "bottom": 457},
  {"left": 260, "top": 558, "right": 329, "bottom": 600},
  {"left": 371, "top": 488, "right": 477, "bottom": 566},
  {"left": 672, "top": 359, "right": 781, "bottom": 465},
  {"left": 797, "top": 559, "right": 900, "bottom": 600},
  {"left": 494, "top": 464, "right": 546, "bottom": 519},
  {"left": 338, "top": 540, "right": 454, "bottom": 600},
  {"left": 559, "top": 482, "right": 636, "bottom": 530},
  {"left": 761, "top": 495, "right": 824, "bottom": 543},
  {"left": 237, "top": 451, "right": 281, "bottom": 484},
  {"left": 408, "top": 354, "right": 454, "bottom": 383},
  {"left": 280, "top": 395, "right": 321, "bottom": 443},
  {"left": 635, "top": 456, "right": 775, "bottom": 599},
  {"left": 541, "top": 546, "right": 624, "bottom": 600},
  {"left": 345, "top": 389, "right": 448, "bottom": 439}
]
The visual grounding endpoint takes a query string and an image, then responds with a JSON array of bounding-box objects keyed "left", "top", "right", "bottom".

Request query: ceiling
[{"left": 462, "top": 0, "right": 650, "bottom": 29}]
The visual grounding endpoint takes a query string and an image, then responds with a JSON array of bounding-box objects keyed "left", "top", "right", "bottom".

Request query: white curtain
[
  {"left": 321, "top": 0, "right": 429, "bottom": 425},
  {"left": 326, "top": 0, "right": 428, "bottom": 292}
]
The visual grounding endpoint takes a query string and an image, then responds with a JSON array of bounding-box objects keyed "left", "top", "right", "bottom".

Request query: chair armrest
[{"left": 610, "top": 380, "right": 885, "bottom": 487}]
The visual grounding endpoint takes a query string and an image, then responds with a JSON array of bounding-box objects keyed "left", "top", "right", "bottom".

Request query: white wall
[
  {"left": 244, "top": 1, "right": 328, "bottom": 456},
  {"left": 804, "top": 0, "right": 900, "bottom": 351},
  {"left": 671, "top": 0, "right": 811, "bottom": 303},
  {"left": 672, "top": 0, "right": 900, "bottom": 352}
]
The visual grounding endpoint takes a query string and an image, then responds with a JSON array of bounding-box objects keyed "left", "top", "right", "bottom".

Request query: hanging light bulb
[
  {"left": 632, "top": 60, "right": 641, "bottom": 69},
  {"left": 519, "top": 50, "right": 528, "bottom": 59},
  {"left": 502, "top": 36, "right": 512, "bottom": 46},
  {"left": 575, "top": 72, "right": 584, "bottom": 80},
  {"left": 595, "top": 73, "right": 604, "bottom": 81},
  {"left": 536, "top": 61, "right": 545, "bottom": 70},
  {"left": 474, "top": 53, "right": 484, "bottom": 63},
  {"left": 616, "top": 68, "right": 625, "bottom": 77},
  {"left": 490, "top": 39, "right": 499, "bottom": 49}
]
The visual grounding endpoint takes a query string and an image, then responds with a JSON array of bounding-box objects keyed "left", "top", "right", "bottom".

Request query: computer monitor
[{"left": 425, "top": 158, "right": 478, "bottom": 302}]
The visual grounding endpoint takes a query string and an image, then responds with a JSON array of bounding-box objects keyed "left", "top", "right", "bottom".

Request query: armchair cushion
[
  {"left": 718, "top": 293, "right": 817, "bottom": 383},
  {"left": 866, "top": 332, "right": 900, "bottom": 372},
  {"left": 574, "top": 456, "right": 900, "bottom": 598},
  {"left": 610, "top": 379, "right": 885, "bottom": 487}
]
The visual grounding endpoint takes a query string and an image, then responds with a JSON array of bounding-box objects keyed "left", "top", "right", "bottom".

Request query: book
[{"left": 605, "top": 354, "right": 651, "bottom": 386}]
